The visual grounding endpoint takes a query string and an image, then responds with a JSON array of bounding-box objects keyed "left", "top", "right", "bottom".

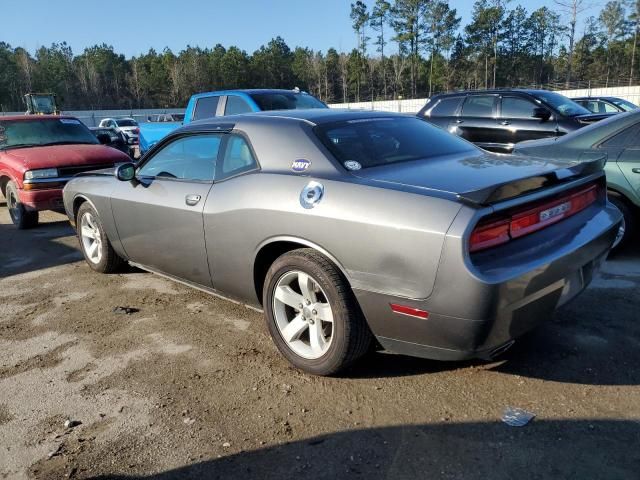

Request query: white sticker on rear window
[{"left": 59, "top": 119, "right": 81, "bottom": 125}]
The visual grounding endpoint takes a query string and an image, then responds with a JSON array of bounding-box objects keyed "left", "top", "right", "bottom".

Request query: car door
[
  {"left": 111, "top": 133, "right": 222, "bottom": 287},
  {"left": 202, "top": 133, "right": 260, "bottom": 298},
  {"left": 614, "top": 124, "right": 640, "bottom": 199},
  {"left": 453, "top": 94, "right": 499, "bottom": 150},
  {"left": 497, "top": 95, "right": 558, "bottom": 148}
]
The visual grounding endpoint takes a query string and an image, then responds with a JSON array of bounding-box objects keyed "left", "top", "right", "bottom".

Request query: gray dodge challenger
[{"left": 62, "top": 109, "right": 622, "bottom": 375}]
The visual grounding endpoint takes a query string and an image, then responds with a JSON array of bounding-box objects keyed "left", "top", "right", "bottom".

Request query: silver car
[{"left": 62, "top": 110, "right": 621, "bottom": 375}]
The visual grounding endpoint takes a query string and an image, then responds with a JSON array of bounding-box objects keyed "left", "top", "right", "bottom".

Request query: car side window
[
  {"left": 219, "top": 134, "right": 258, "bottom": 179},
  {"left": 137, "top": 134, "right": 221, "bottom": 182},
  {"left": 599, "top": 124, "right": 640, "bottom": 149},
  {"left": 501, "top": 97, "right": 537, "bottom": 119},
  {"left": 225, "top": 96, "right": 253, "bottom": 116},
  {"left": 428, "top": 97, "right": 462, "bottom": 117},
  {"left": 602, "top": 102, "right": 619, "bottom": 113},
  {"left": 192, "top": 96, "right": 220, "bottom": 122},
  {"left": 461, "top": 95, "right": 495, "bottom": 117}
]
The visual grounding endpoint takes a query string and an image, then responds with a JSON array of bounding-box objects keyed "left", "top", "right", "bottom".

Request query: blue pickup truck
[{"left": 139, "top": 89, "right": 327, "bottom": 154}]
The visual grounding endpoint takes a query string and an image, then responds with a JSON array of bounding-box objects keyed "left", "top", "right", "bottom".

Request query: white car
[{"left": 98, "top": 118, "right": 139, "bottom": 145}]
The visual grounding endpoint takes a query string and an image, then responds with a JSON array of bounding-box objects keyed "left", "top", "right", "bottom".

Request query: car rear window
[
  {"left": 428, "top": 97, "right": 462, "bottom": 117},
  {"left": 315, "top": 117, "right": 476, "bottom": 170},
  {"left": 250, "top": 92, "right": 326, "bottom": 111},
  {"left": 116, "top": 119, "right": 137, "bottom": 127}
]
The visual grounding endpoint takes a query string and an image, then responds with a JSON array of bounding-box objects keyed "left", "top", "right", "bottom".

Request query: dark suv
[{"left": 418, "top": 89, "right": 612, "bottom": 152}]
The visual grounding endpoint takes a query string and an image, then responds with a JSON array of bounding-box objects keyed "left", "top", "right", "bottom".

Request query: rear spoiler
[{"left": 456, "top": 154, "right": 607, "bottom": 206}]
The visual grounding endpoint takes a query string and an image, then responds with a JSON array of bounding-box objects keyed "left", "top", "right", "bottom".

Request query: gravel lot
[{"left": 1, "top": 207, "right": 639, "bottom": 480}]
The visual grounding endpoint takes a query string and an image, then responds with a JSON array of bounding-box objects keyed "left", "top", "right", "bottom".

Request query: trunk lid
[{"left": 352, "top": 151, "right": 605, "bottom": 206}]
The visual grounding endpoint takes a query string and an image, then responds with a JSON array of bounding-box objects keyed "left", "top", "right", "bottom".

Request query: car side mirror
[
  {"left": 96, "top": 133, "right": 112, "bottom": 145},
  {"left": 115, "top": 162, "right": 136, "bottom": 182},
  {"left": 533, "top": 107, "right": 551, "bottom": 121}
]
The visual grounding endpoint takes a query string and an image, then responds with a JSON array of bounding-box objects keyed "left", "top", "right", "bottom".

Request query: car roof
[
  {"left": 431, "top": 89, "right": 567, "bottom": 99},
  {"left": 181, "top": 109, "right": 402, "bottom": 131},
  {"left": 0, "top": 115, "right": 78, "bottom": 122},
  {"left": 572, "top": 96, "right": 624, "bottom": 101},
  {"left": 553, "top": 110, "right": 640, "bottom": 146},
  {"left": 189, "top": 89, "right": 316, "bottom": 100}
]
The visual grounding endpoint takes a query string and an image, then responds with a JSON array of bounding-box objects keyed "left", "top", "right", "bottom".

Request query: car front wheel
[
  {"left": 76, "top": 202, "right": 125, "bottom": 273},
  {"left": 6, "top": 181, "right": 38, "bottom": 229},
  {"left": 263, "top": 248, "right": 372, "bottom": 376}
]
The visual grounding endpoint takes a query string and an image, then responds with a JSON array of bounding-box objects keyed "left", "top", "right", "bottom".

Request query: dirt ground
[{"left": 1, "top": 207, "right": 639, "bottom": 480}]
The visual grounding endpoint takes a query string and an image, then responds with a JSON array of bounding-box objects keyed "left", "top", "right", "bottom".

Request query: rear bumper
[{"left": 355, "top": 203, "right": 621, "bottom": 361}]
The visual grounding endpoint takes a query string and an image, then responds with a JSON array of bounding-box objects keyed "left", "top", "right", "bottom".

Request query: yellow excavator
[{"left": 24, "top": 93, "right": 60, "bottom": 115}]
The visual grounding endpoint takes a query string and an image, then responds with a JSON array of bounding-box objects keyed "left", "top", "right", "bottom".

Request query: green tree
[
  {"left": 424, "top": 1, "right": 461, "bottom": 96},
  {"left": 370, "top": 0, "right": 392, "bottom": 98}
]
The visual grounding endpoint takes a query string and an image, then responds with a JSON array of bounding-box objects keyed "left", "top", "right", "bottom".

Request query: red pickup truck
[{"left": 0, "top": 115, "right": 130, "bottom": 228}]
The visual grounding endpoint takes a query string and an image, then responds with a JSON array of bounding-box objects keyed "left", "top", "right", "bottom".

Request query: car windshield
[
  {"left": 116, "top": 119, "right": 138, "bottom": 127},
  {"left": 531, "top": 91, "right": 591, "bottom": 117},
  {"left": 316, "top": 117, "right": 476, "bottom": 170},
  {"left": 250, "top": 92, "right": 327, "bottom": 111},
  {"left": 0, "top": 118, "right": 98, "bottom": 150},
  {"left": 610, "top": 98, "right": 638, "bottom": 111}
]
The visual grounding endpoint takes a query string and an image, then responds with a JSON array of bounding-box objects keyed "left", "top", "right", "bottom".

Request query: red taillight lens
[
  {"left": 133, "top": 127, "right": 140, "bottom": 134},
  {"left": 469, "top": 219, "right": 511, "bottom": 252},
  {"left": 470, "top": 183, "right": 599, "bottom": 253}
]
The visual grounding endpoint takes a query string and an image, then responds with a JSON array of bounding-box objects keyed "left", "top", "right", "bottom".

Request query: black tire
[
  {"left": 5, "top": 181, "right": 38, "bottom": 229},
  {"left": 263, "top": 248, "right": 372, "bottom": 376},
  {"left": 76, "top": 202, "right": 125, "bottom": 273},
  {"left": 608, "top": 193, "right": 636, "bottom": 251}
]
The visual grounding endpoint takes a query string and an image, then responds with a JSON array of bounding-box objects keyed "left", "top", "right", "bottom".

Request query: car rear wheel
[
  {"left": 6, "top": 181, "right": 38, "bottom": 229},
  {"left": 76, "top": 202, "right": 125, "bottom": 273},
  {"left": 608, "top": 194, "right": 635, "bottom": 251},
  {"left": 263, "top": 248, "right": 372, "bottom": 376}
]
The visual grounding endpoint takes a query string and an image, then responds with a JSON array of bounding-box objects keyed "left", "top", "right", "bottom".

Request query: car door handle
[
  {"left": 500, "top": 121, "right": 510, "bottom": 126},
  {"left": 632, "top": 168, "right": 640, "bottom": 174},
  {"left": 185, "top": 194, "right": 202, "bottom": 206},
  {"left": 454, "top": 119, "right": 464, "bottom": 124}
]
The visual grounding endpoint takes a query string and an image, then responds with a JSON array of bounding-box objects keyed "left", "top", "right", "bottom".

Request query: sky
[{"left": 1, "top": 0, "right": 601, "bottom": 58}]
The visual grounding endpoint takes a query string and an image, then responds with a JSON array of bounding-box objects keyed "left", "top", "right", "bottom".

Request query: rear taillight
[
  {"left": 469, "top": 219, "right": 510, "bottom": 252},
  {"left": 133, "top": 127, "right": 140, "bottom": 134},
  {"left": 469, "top": 183, "right": 599, "bottom": 253}
]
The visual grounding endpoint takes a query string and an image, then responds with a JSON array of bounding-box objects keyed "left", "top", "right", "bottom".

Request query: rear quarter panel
[{"left": 203, "top": 172, "right": 462, "bottom": 306}]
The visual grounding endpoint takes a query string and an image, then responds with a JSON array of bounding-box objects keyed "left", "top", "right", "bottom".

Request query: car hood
[
  {"left": 4, "top": 144, "right": 131, "bottom": 171},
  {"left": 352, "top": 151, "right": 604, "bottom": 205}
]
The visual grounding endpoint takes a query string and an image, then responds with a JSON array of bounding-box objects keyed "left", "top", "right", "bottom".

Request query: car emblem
[
  {"left": 539, "top": 201, "right": 571, "bottom": 222},
  {"left": 291, "top": 159, "right": 311, "bottom": 172},
  {"left": 300, "top": 181, "right": 324, "bottom": 209},
  {"left": 344, "top": 160, "right": 362, "bottom": 171}
]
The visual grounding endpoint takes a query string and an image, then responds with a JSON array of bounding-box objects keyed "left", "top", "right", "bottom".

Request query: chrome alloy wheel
[
  {"left": 272, "top": 270, "right": 334, "bottom": 359},
  {"left": 80, "top": 212, "right": 103, "bottom": 264}
]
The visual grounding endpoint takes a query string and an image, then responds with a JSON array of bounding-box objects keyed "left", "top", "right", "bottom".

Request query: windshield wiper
[
  {"left": 0, "top": 143, "right": 41, "bottom": 150},
  {"left": 38, "top": 141, "right": 97, "bottom": 146}
]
